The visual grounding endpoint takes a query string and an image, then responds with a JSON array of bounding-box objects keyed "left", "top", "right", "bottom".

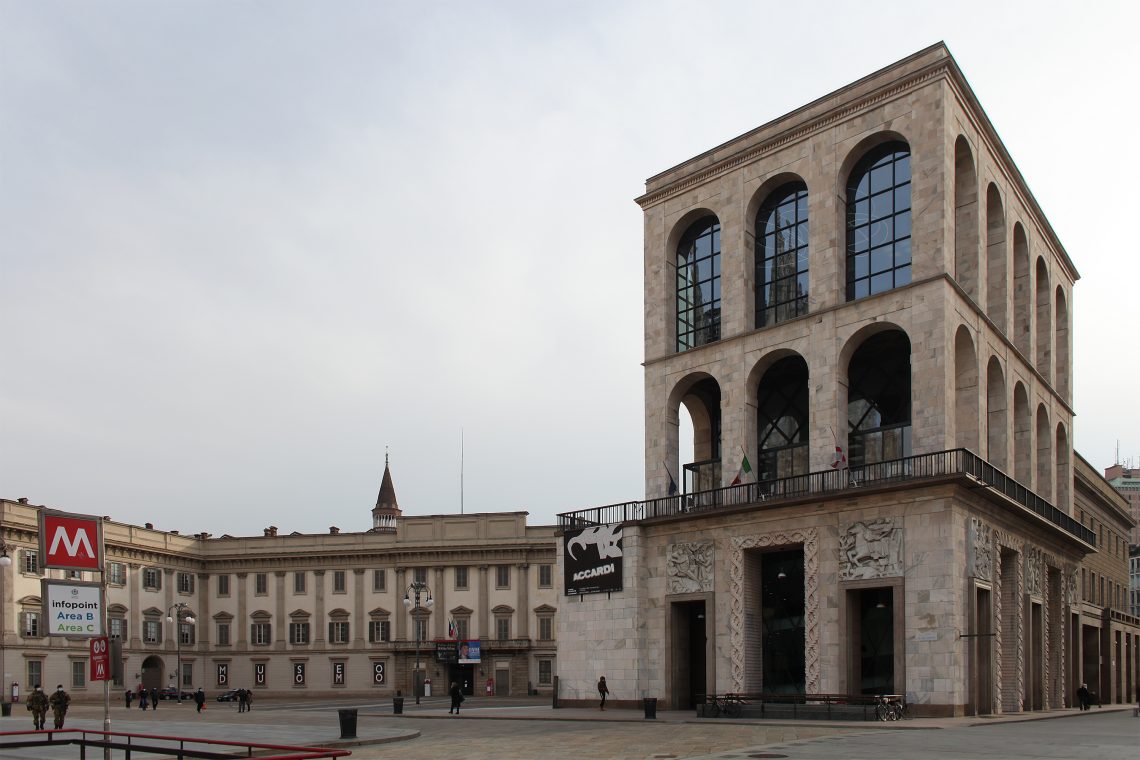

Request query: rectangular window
[
  {"left": 22, "top": 611, "right": 40, "bottom": 637},
  {"left": 456, "top": 617, "right": 470, "bottom": 641},
  {"left": 251, "top": 623, "right": 271, "bottom": 645},
  {"left": 71, "top": 659, "right": 86, "bottom": 689},
  {"left": 217, "top": 574, "right": 230, "bottom": 596},
  {"left": 108, "top": 562, "right": 126, "bottom": 585},
  {"left": 294, "top": 572, "right": 306, "bottom": 594},
  {"left": 454, "top": 566, "right": 468, "bottom": 590},
  {"left": 538, "top": 565, "right": 552, "bottom": 588},
  {"left": 333, "top": 570, "right": 347, "bottom": 593},
  {"left": 27, "top": 661, "right": 42, "bottom": 691},
  {"left": 496, "top": 566, "right": 510, "bottom": 589},
  {"left": 413, "top": 618, "right": 428, "bottom": 642},
  {"left": 255, "top": 573, "right": 268, "bottom": 595},
  {"left": 413, "top": 567, "right": 428, "bottom": 585},
  {"left": 179, "top": 623, "right": 195, "bottom": 646},
  {"left": 177, "top": 572, "right": 194, "bottom": 594},
  {"left": 109, "top": 617, "right": 126, "bottom": 640},
  {"left": 22, "top": 549, "right": 39, "bottom": 574},
  {"left": 216, "top": 623, "right": 231, "bottom": 646},
  {"left": 368, "top": 620, "right": 390, "bottom": 643},
  {"left": 143, "top": 620, "right": 161, "bottom": 644},
  {"left": 181, "top": 662, "right": 193, "bottom": 689},
  {"left": 538, "top": 659, "right": 552, "bottom": 685},
  {"left": 495, "top": 617, "right": 510, "bottom": 641},
  {"left": 329, "top": 621, "right": 350, "bottom": 644},
  {"left": 372, "top": 569, "right": 385, "bottom": 592},
  {"left": 539, "top": 617, "right": 553, "bottom": 641},
  {"left": 143, "top": 568, "right": 161, "bottom": 590},
  {"left": 290, "top": 622, "right": 310, "bottom": 645}
]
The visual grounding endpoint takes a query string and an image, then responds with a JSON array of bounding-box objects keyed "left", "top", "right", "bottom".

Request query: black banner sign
[{"left": 563, "top": 523, "right": 623, "bottom": 596}]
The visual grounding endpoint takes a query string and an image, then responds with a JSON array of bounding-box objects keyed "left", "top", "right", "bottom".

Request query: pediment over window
[
  {"left": 142, "top": 607, "right": 164, "bottom": 618},
  {"left": 449, "top": 605, "right": 474, "bottom": 616},
  {"left": 368, "top": 607, "right": 391, "bottom": 618},
  {"left": 17, "top": 595, "right": 41, "bottom": 607},
  {"left": 108, "top": 603, "right": 128, "bottom": 615},
  {"left": 533, "top": 604, "right": 557, "bottom": 614},
  {"left": 327, "top": 608, "right": 350, "bottom": 619},
  {"left": 250, "top": 610, "right": 272, "bottom": 621},
  {"left": 213, "top": 611, "right": 234, "bottom": 621},
  {"left": 491, "top": 604, "right": 515, "bottom": 614},
  {"left": 288, "top": 609, "right": 311, "bottom": 619}
]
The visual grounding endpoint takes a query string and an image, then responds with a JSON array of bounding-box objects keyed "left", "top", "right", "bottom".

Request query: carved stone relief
[
  {"left": 969, "top": 518, "right": 993, "bottom": 581},
  {"left": 838, "top": 518, "right": 902, "bottom": 580},
  {"left": 1024, "top": 547, "right": 1043, "bottom": 599},
  {"left": 730, "top": 529, "right": 820, "bottom": 694},
  {"left": 667, "top": 541, "right": 714, "bottom": 595}
]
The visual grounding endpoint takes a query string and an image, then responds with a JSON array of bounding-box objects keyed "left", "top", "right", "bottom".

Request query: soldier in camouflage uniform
[
  {"left": 26, "top": 685, "right": 48, "bottom": 730},
  {"left": 49, "top": 684, "right": 71, "bottom": 729}
]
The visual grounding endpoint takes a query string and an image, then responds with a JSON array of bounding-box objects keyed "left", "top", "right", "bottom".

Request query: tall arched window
[
  {"left": 756, "top": 183, "right": 809, "bottom": 327},
  {"left": 676, "top": 216, "right": 721, "bottom": 351},
  {"left": 847, "top": 331, "right": 911, "bottom": 466},
  {"left": 847, "top": 142, "right": 912, "bottom": 301},
  {"left": 756, "top": 356, "right": 809, "bottom": 481}
]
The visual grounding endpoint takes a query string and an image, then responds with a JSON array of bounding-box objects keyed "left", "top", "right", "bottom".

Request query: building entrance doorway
[
  {"left": 670, "top": 599, "right": 707, "bottom": 710},
  {"left": 140, "top": 655, "right": 164, "bottom": 693},
  {"left": 845, "top": 587, "right": 895, "bottom": 695},
  {"left": 448, "top": 663, "right": 475, "bottom": 696}
]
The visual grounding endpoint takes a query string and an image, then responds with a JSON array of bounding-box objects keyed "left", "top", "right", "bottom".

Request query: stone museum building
[
  {"left": 0, "top": 461, "right": 558, "bottom": 701},
  {"left": 556, "top": 43, "right": 1139, "bottom": 716}
]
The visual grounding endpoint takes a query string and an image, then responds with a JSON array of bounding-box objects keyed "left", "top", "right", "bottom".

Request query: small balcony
[{"left": 558, "top": 448, "right": 1095, "bottom": 549}]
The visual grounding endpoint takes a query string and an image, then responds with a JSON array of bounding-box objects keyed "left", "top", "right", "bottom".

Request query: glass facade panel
[
  {"left": 676, "top": 216, "right": 722, "bottom": 351},
  {"left": 756, "top": 183, "right": 809, "bottom": 327},
  {"left": 846, "top": 142, "right": 912, "bottom": 301}
]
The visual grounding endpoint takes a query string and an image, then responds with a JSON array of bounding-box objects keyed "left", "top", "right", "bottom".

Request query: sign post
[{"left": 38, "top": 509, "right": 109, "bottom": 758}]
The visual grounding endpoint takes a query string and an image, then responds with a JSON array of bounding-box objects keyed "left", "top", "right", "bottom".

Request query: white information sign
[{"left": 42, "top": 580, "right": 104, "bottom": 637}]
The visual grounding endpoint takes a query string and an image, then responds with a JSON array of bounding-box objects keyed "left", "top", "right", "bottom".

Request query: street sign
[
  {"left": 90, "top": 637, "right": 110, "bottom": 681},
  {"left": 38, "top": 510, "right": 104, "bottom": 571},
  {"left": 41, "top": 580, "right": 104, "bottom": 637}
]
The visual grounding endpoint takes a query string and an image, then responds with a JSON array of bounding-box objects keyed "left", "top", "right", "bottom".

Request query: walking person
[
  {"left": 449, "top": 681, "right": 464, "bottom": 714},
  {"left": 49, "top": 685, "right": 71, "bottom": 729},
  {"left": 125, "top": 689, "right": 133, "bottom": 708},
  {"left": 139, "top": 688, "right": 148, "bottom": 710},
  {"left": 194, "top": 687, "right": 206, "bottom": 713},
  {"left": 237, "top": 688, "right": 249, "bottom": 713},
  {"left": 1077, "top": 683, "right": 1090, "bottom": 711},
  {"left": 26, "top": 685, "right": 48, "bottom": 730},
  {"left": 597, "top": 676, "right": 609, "bottom": 711},
  {"left": 150, "top": 687, "right": 158, "bottom": 710}
]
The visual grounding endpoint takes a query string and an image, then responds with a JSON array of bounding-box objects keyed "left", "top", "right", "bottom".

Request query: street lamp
[
  {"left": 165, "top": 603, "right": 195, "bottom": 703},
  {"left": 402, "top": 580, "right": 434, "bottom": 704},
  {"left": 0, "top": 538, "right": 12, "bottom": 567}
]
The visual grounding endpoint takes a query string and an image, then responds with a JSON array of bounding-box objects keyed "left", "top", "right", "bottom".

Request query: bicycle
[
  {"left": 875, "top": 694, "right": 907, "bottom": 721},
  {"left": 706, "top": 693, "right": 745, "bottom": 718}
]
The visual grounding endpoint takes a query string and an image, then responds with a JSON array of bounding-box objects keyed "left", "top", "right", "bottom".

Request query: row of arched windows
[{"left": 674, "top": 141, "right": 913, "bottom": 353}]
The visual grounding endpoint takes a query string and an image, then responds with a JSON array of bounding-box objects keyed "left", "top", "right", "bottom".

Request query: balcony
[{"left": 557, "top": 448, "right": 1095, "bottom": 548}]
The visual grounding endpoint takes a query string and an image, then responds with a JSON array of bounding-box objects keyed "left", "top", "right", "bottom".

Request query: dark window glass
[
  {"left": 847, "top": 331, "right": 912, "bottom": 466},
  {"left": 761, "top": 549, "right": 806, "bottom": 693},
  {"left": 676, "top": 216, "right": 722, "bottom": 351},
  {"left": 756, "top": 357, "right": 810, "bottom": 481},
  {"left": 846, "top": 142, "right": 912, "bottom": 301},
  {"left": 756, "top": 184, "right": 809, "bottom": 327}
]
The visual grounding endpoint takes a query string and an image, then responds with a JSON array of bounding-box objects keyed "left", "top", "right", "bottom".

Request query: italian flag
[{"left": 730, "top": 453, "right": 752, "bottom": 486}]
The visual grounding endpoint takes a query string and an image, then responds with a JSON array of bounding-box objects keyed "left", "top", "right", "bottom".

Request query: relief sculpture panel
[
  {"left": 667, "top": 541, "right": 714, "bottom": 594},
  {"left": 839, "top": 518, "right": 903, "bottom": 580}
]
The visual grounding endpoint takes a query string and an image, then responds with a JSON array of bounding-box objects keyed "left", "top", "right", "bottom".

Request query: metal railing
[
  {"left": 0, "top": 727, "right": 350, "bottom": 759},
  {"left": 557, "top": 448, "right": 1095, "bottom": 547}
]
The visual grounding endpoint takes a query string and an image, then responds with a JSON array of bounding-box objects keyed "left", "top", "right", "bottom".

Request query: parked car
[
  {"left": 159, "top": 687, "right": 194, "bottom": 700},
  {"left": 216, "top": 689, "right": 242, "bottom": 702}
]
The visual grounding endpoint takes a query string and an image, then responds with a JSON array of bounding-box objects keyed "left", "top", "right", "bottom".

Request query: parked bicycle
[
  {"left": 875, "top": 694, "right": 908, "bottom": 721},
  {"left": 707, "top": 693, "right": 746, "bottom": 718}
]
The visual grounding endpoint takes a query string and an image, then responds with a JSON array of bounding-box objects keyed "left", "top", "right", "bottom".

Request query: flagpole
[{"left": 460, "top": 428, "right": 464, "bottom": 515}]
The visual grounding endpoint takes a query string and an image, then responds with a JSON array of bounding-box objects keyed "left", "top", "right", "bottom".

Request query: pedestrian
[
  {"left": 139, "top": 689, "right": 149, "bottom": 710},
  {"left": 150, "top": 687, "right": 158, "bottom": 710},
  {"left": 597, "top": 676, "right": 609, "bottom": 711},
  {"left": 1077, "top": 683, "right": 1090, "bottom": 711},
  {"left": 125, "top": 689, "right": 133, "bottom": 708},
  {"left": 49, "top": 685, "right": 71, "bottom": 729},
  {"left": 246, "top": 688, "right": 253, "bottom": 711},
  {"left": 449, "top": 681, "right": 463, "bottom": 714},
  {"left": 194, "top": 687, "right": 206, "bottom": 713},
  {"left": 237, "top": 688, "right": 248, "bottom": 713},
  {"left": 26, "top": 685, "right": 48, "bottom": 730}
]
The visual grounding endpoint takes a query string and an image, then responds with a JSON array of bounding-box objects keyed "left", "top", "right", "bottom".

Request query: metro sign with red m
[{"left": 38, "top": 510, "right": 104, "bottom": 570}]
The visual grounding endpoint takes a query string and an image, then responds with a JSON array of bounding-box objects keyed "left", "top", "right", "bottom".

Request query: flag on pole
[
  {"left": 831, "top": 444, "right": 847, "bottom": 469},
  {"left": 448, "top": 618, "right": 457, "bottom": 639},
  {"left": 663, "top": 462, "right": 679, "bottom": 496},
  {"left": 730, "top": 452, "right": 752, "bottom": 486}
]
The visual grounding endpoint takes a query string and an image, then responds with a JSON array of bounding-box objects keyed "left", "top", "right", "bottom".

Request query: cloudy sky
[{"left": 2, "top": 1, "right": 1138, "bottom": 536}]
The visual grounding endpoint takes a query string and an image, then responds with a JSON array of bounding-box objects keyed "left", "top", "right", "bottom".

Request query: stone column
[
  {"left": 274, "top": 571, "right": 286, "bottom": 650},
  {"left": 196, "top": 573, "right": 210, "bottom": 649},
  {"left": 433, "top": 566, "right": 447, "bottom": 639},
  {"left": 478, "top": 566, "right": 490, "bottom": 639},
  {"left": 236, "top": 573, "right": 248, "bottom": 651},
  {"left": 129, "top": 563, "right": 142, "bottom": 648},
  {"left": 353, "top": 569, "right": 365, "bottom": 646},
  {"left": 313, "top": 571, "right": 326, "bottom": 645},
  {"left": 516, "top": 564, "right": 530, "bottom": 639},
  {"left": 394, "top": 568, "right": 407, "bottom": 640}
]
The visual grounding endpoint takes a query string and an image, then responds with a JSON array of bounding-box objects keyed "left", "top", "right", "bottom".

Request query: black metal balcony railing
[{"left": 557, "top": 449, "right": 1096, "bottom": 548}]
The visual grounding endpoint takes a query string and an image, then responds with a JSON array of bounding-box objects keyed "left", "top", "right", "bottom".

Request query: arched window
[
  {"left": 847, "top": 331, "right": 911, "bottom": 466},
  {"left": 756, "top": 356, "right": 809, "bottom": 481},
  {"left": 676, "top": 216, "right": 721, "bottom": 351},
  {"left": 756, "top": 183, "right": 809, "bottom": 327},
  {"left": 846, "top": 142, "right": 912, "bottom": 300}
]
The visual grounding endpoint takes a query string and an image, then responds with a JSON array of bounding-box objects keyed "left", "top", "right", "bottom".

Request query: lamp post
[
  {"left": 402, "top": 580, "right": 433, "bottom": 704},
  {"left": 165, "top": 603, "right": 195, "bottom": 704}
]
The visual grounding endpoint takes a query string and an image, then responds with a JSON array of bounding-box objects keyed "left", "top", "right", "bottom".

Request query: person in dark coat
[
  {"left": 597, "top": 676, "right": 609, "bottom": 710},
  {"left": 49, "top": 685, "right": 71, "bottom": 729},
  {"left": 449, "top": 681, "right": 464, "bottom": 714},
  {"left": 237, "top": 688, "right": 249, "bottom": 713},
  {"left": 150, "top": 687, "right": 158, "bottom": 710},
  {"left": 125, "top": 689, "right": 133, "bottom": 708},
  {"left": 139, "top": 689, "right": 148, "bottom": 710},
  {"left": 194, "top": 688, "right": 206, "bottom": 713},
  {"left": 1076, "top": 683, "right": 1090, "bottom": 710}
]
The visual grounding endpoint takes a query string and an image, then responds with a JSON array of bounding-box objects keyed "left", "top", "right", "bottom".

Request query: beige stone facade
[
  {"left": 0, "top": 486, "right": 558, "bottom": 702},
  {"left": 556, "top": 43, "right": 1137, "bottom": 717}
]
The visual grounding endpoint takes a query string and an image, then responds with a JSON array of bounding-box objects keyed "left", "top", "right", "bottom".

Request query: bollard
[
  {"left": 643, "top": 697, "right": 658, "bottom": 719},
  {"left": 338, "top": 708, "right": 358, "bottom": 738},
  {"left": 393, "top": 696, "right": 404, "bottom": 714}
]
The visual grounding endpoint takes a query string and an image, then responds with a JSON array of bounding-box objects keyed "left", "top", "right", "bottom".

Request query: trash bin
[
  {"left": 338, "top": 708, "right": 357, "bottom": 739},
  {"left": 392, "top": 696, "right": 404, "bottom": 714},
  {"left": 0, "top": 702, "right": 11, "bottom": 717},
  {"left": 643, "top": 697, "right": 658, "bottom": 719}
]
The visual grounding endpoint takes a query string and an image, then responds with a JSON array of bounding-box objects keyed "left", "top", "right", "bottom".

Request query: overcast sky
[{"left": 2, "top": 1, "right": 1138, "bottom": 536}]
